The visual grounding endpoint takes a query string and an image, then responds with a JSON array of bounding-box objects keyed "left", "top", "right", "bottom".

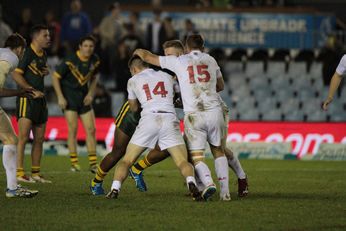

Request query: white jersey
[
  {"left": 159, "top": 50, "right": 223, "bottom": 113},
  {"left": 336, "top": 54, "right": 346, "bottom": 76},
  {"left": 0, "top": 48, "right": 19, "bottom": 88},
  {"left": 127, "top": 68, "right": 176, "bottom": 116}
]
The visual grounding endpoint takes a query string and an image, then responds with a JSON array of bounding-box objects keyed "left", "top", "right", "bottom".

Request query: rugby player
[
  {"left": 106, "top": 56, "right": 203, "bottom": 201},
  {"left": 12, "top": 25, "right": 51, "bottom": 183},
  {"left": 52, "top": 35, "right": 100, "bottom": 173}
]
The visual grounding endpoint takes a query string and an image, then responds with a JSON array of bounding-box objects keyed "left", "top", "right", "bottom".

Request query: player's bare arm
[
  {"left": 52, "top": 72, "right": 67, "bottom": 109},
  {"left": 322, "top": 72, "right": 342, "bottom": 111},
  {"left": 216, "top": 77, "right": 224, "bottom": 92},
  {"left": 12, "top": 69, "right": 44, "bottom": 98},
  {"left": 133, "top": 49, "right": 160, "bottom": 67},
  {"left": 84, "top": 74, "right": 99, "bottom": 106},
  {"left": 128, "top": 99, "right": 140, "bottom": 112}
]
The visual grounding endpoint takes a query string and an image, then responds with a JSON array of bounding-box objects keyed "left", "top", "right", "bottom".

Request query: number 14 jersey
[
  {"left": 159, "top": 50, "right": 223, "bottom": 113},
  {"left": 127, "top": 68, "right": 176, "bottom": 116}
]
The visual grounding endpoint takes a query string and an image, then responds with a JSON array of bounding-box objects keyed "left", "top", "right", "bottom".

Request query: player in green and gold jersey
[
  {"left": 12, "top": 25, "right": 51, "bottom": 183},
  {"left": 52, "top": 35, "right": 100, "bottom": 173}
]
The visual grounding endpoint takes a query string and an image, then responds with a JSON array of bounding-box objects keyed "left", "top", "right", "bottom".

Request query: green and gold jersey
[
  {"left": 53, "top": 51, "right": 100, "bottom": 93},
  {"left": 14, "top": 44, "right": 47, "bottom": 92}
]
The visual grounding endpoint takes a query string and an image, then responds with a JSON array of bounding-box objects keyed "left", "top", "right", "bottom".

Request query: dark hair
[
  {"left": 30, "top": 24, "right": 49, "bottom": 38},
  {"left": 128, "top": 55, "right": 149, "bottom": 69},
  {"left": 4, "top": 33, "right": 27, "bottom": 49},
  {"left": 78, "top": 35, "right": 96, "bottom": 46},
  {"left": 186, "top": 34, "right": 204, "bottom": 50},
  {"left": 162, "top": 40, "right": 184, "bottom": 51},
  {"left": 108, "top": 2, "right": 120, "bottom": 11}
]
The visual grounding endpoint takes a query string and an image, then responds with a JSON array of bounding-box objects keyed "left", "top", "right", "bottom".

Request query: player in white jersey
[
  {"left": 0, "top": 33, "right": 41, "bottom": 198},
  {"left": 106, "top": 56, "right": 203, "bottom": 201},
  {"left": 322, "top": 54, "right": 346, "bottom": 110},
  {"left": 131, "top": 40, "right": 248, "bottom": 198},
  {"left": 134, "top": 34, "right": 231, "bottom": 200}
]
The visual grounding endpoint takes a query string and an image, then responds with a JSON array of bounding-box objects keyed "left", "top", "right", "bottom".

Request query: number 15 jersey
[
  {"left": 127, "top": 68, "right": 176, "bottom": 116},
  {"left": 159, "top": 50, "right": 223, "bottom": 113}
]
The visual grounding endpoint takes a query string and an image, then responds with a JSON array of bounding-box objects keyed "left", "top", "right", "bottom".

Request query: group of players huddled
[{"left": 1, "top": 24, "right": 343, "bottom": 200}]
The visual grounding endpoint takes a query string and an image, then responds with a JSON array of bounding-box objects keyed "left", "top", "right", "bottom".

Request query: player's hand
[
  {"left": 83, "top": 94, "right": 93, "bottom": 106},
  {"left": 57, "top": 96, "right": 67, "bottom": 109},
  {"left": 322, "top": 97, "right": 333, "bottom": 111},
  {"left": 31, "top": 90, "right": 45, "bottom": 99},
  {"left": 41, "top": 67, "right": 50, "bottom": 76},
  {"left": 133, "top": 49, "right": 144, "bottom": 58}
]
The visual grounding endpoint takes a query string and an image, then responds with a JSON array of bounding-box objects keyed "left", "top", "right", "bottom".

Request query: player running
[
  {"left": 1, "top": 33, "right": 40, "bottom": 197},
  {"left": 134, "top": 34, "right": 232, "bottom": 200},
  {"left": 52, "top": 35, "right": 100, "bottom": 173},
  {"left": 322, "top": 54, "right": 346, "bottom": 110},
  {"left": 12, "top": 25, "right": 52, "bottom": 183},
  {"left": 105, "top": 56, "right": 203, "bottom": 201},
  {"left": 131, "top": 40, "right": 248, "bottom": 198}
]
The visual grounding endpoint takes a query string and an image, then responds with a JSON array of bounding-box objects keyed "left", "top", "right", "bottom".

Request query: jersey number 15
[
  {"left": 187, "top": 65, "right": 210, "bottom": 83},
  {"left": 142, "top": 81, "right": 168, "bottom": 101}
]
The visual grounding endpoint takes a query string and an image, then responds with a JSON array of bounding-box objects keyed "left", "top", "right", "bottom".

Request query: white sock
[
  {"left": 215, "top": 156, "right": 229, "bottom": 195},
  {"left": 227, "top": 154, "right": 246, "bottom": 179},
  {"left": 195, "top": 173, "right": 205, "bottom": 191},
  {"left": 111, "top": 180, "right": 121, "bottom": 191},
  {"left": 194, "top": 161, "right": 214, "bottom": 187},
  {"left": 186, "top": 176, "right": 197, "bottom": 186},
  {"left": 2, "top": 144, "right": 17, "bottom": 190}
]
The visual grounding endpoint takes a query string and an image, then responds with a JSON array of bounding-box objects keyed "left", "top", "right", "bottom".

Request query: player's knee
[
  {"left": 2, "top": 134, "right": 18, "bottom": 145},
  {"left": 121, "top": 158, "right": 133, "bottom": 168},
  {"left": 18, "top": 134, "right": 29, "bottom": 144},
  {"left": 68, "top": 126, "right": 78, "bottom": 136},
  {"left": 33, "top": 135, "right": 45, "bottom": 144},
  {"left": 86, "top": 126, "right": 96, "bottom": 136}
]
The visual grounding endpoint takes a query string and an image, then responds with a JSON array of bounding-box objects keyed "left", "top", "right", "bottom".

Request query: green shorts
[
  {"left": 62, "top": 87, "right": 92, "bottom": 114},
  {"left": 16, "top": 97, "right": 48, "bottom": 125},
  {"left": 115, "top": 101, "right": 140, "bottom": 137}
]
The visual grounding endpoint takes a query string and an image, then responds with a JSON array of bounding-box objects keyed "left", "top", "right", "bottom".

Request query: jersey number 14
[{"left": 143, "top": 81, "right": 168, "bottom": 101}]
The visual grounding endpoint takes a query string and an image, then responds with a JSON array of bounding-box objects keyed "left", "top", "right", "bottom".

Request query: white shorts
[
  {"left": 184, "top": 108, "right": 227, "bottom": 151},
  {"left": 130, "top": 112, "right": 185, "bottom": 150}
]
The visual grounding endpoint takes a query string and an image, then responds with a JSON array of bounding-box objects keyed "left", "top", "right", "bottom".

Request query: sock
[
  {"left": 31, "top": 166, "right": 40, "bottom": 177},
  {"left": 227, "top": 154, "right": 246, "bottom": 179},
  {"left": 111, "top": 180, "right": 121, "bottom": 191},
  {"left": 215, "top": 156, "right": 229, "bottom": 195},
  {"left": 70, "top": 152, "right": 78, "bottom": 166},
  {"left": 16, "top": 168, "right": 25, "bottom": 178},
  {"left": 195, "top": 173, "right": 205, "bottom": 192},
  {"left": 194, "top": 161, "right": 214, "bottom": 187},
  {"left": 92, "top": 166, "right": 108, "bottom": 185},
  {"left": 131, "top": 155, "right": 152, "bottom": 174},
  {"left": 88, "top": 152, "right": 97, "bottom": 167},
  {"left": 2, "top": 145, "right": 17, "bottom": 190}
]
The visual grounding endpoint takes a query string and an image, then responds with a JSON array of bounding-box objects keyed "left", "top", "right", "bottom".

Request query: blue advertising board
[{"left": 124, "top": 12, "right": 335, "bottom": 49}]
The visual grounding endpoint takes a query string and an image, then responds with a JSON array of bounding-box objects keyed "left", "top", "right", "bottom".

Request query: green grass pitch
[{"left": 0, "top": 156, "right": 346, "bottom": 231}]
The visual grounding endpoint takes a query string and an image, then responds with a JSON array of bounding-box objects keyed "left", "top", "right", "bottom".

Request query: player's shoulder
[
  {"left": 340, "top": 54, "right": 346, "bottom": 63},
  {"left": 0, "top": 48, "right": 19, "bottom": 69}
]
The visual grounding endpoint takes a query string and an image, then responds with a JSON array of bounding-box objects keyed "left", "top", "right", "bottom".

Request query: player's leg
[
  {"left": 207, "top": 109, "right": 230, "bottom": 201},
  {"left": 224, "top": 147, "right": 248, "bottom": 197},
  {"left": 16, "top": 117, "right": 35, "bottom": 183},
  {"left": 80, "top": 110, "right": 97, "bottom": 173},
  {"left": 0, "top": 110, "right": 18, "bottom": 191},
  {"left": 31, "top": 122, "right": 51, "bottom": 183},
  {"left": 90, "top": 128, "right": 130, "bottom": 195},
  {"left": 221, "top": 105, "right": 248, "bottom": 197},
  {"left": 1, "top": 110, "right": 39, "bottom": 197},
  {"left": 184, "top": 113, "right": 216, "bottom": 200},
  {"left": 106, "top": 143, "right": 146, "bottom": 199},
  {"left": 64, "top": 110, "right": 80, "bottom": 171},
  {"left": 129, "top": 147, "right": 170, "bottom": 191},
  {"left": 166, "top": 144, "right": 202, "bottom": 201}
]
